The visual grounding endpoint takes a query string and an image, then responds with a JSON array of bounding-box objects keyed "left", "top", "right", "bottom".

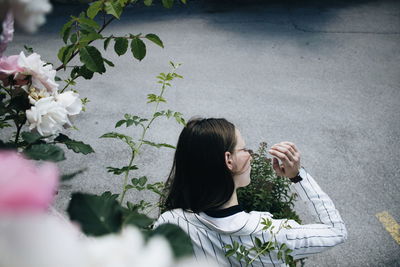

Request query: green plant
[
  {"left": 224, "top": 218, "right": 295, "bottom": 267},
  {"left": 100, "top": 61, "right": 185, "bottom": 209},
  {"left": 238, "top": 142, "right": 301, "bottom": 223}
]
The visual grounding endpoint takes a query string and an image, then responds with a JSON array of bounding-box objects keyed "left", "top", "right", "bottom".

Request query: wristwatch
[{"left": 289, "top": 167, "right": 304, "bottom": 183}]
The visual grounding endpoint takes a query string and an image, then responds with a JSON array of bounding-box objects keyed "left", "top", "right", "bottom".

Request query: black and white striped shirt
[{"left": 154, "top": 168, "right": 348, "bottom": 266}]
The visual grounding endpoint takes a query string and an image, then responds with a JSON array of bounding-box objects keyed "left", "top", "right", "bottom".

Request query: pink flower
[
  {"left": 0, "top": 151, "right": 59, "bottom": 213},
  {"left": 0, "top": 55, "right": 23, "bottom": 75}
]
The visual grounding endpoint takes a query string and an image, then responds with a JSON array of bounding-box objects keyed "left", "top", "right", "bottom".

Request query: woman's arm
[
  {"left": 268, "top": 142, "right": 347, "bottom": 259},
  {"left": 277, "top": 168, "right": 347, "bottom": 259}
]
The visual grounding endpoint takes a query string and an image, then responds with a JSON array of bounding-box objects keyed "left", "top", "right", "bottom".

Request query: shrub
[{"left": 238, "top": 142, "right": 301, "bottom": 223}]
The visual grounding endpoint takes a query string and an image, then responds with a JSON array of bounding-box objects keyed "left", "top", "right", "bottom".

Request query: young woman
[{"left": 155, "top": 118, "right": 347, "bottom": 266}]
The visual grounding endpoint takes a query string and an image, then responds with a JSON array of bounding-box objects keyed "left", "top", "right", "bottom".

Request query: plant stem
[
  {"left": 119, "top": 78, "right": 170, "bottom": 205},
  {"left": 14, "top": 120, "right": 23, "bottom": 145},
  {"left": 119, "top": 149, "right": 135, "bottom": 204},
  {"left": 60, "top": 75, "right": 79, "bottom": 93}
]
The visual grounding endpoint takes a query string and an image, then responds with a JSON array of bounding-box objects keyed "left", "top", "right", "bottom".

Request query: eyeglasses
[{"left": 235, "top": 148, "right": 254, "bottom": 155}]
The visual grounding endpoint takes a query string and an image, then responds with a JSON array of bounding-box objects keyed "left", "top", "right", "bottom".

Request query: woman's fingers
[
  {"left": 282, "top": 142, "right": 301, "bottom": 159},
  {"left": 269, "top": 148, "right": 293, "bottom": 167},
  {"left": 271, "top": 144, "right": 296, "bottom": 162},
  {"left": 269, "top": 141, "right": 301, "bottom": 178},
  {"left": 272, "top": 157, "right": 284, "bottom": 176}
]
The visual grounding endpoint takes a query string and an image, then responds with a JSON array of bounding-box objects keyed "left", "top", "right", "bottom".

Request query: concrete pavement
[{"left": 3, "top": 0, "right": 400, "bottom": 266}]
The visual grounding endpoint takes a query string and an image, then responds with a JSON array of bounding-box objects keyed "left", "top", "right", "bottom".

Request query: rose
[
  {"left": 0, "top": 55, "right": 23, "bottom": 86},
  {"left": 56, "top": 91, "right": 82, "bottom": 116},
  {"left": 0, "top": 151, "right": 59, "bottom": 213},
  {"left": 26, "top": 96, "right": 70, "bottom": 136},
  {"left": 0, "top": 55, "right": 22, "bottom": 75},
  {"left": 18, "top": 51, "right": 58, "bottom": 93}
]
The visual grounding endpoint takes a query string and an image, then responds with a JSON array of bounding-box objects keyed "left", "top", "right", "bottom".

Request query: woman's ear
[{"left": 225, "top": 151, "right": 234, "bottom": 171}]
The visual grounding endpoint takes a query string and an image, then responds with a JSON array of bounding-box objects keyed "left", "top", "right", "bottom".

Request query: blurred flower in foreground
[
  {"left": 0, "top": 214, "right": 87, "bottom": 267},
  {"left": 0, "top": 0, "right": 52, "bottom": 33},
  {"left": 0, "top": 150, "right": 58, "bottom": 213},
  {"left": 0, "top": 215, "right": 214, "bottom": 267}
]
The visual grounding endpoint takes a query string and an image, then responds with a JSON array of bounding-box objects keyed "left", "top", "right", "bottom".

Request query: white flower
[
  {"left": 26, "top": 96, "right": 70, "bottom": 136},
  {"left": 84, "top": 227, "right": 176, "bottom": 267},
  {"left": 85, "top": 227, "right": 146, "bottom": 267},
  {"left": 56, "top": 91, "right": 82, "bottom": 116},
  {"left": 0, "top": 214, "right": 87, "bottom": 267},
  {"left": 28, "top": 87, "right": 51, "bottom": 104},
  {"left": 18, "top": 51, "right": 58, "bottom": 93},
  {"left": 135, "top": 235, "right": 174, "bottom": 267},
  {"left": 1, "top": 0, "right": 53, "bottom": 33}
]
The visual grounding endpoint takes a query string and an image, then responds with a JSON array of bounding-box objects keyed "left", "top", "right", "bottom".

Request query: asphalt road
[{"left": 3, "top": 0, "right": 400, "bottom": 266}]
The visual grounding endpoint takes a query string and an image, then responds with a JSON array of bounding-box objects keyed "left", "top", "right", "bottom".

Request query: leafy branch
[
  {"left": 100, "top": 61, "right": 185, "bottom": 205},
  {"left": 224, "top": 218, "right": 295, "bottom": 267},
  {"left": 55, "top": 0, "right": 184, "bottom": 93}
]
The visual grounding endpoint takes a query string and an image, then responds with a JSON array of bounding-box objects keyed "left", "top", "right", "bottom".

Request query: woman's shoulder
[{"left": 158, "top": 208, "right": 194, "bottom": 222}]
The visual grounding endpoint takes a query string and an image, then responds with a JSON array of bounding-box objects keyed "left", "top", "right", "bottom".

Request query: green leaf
[
  {"left": 131, "top": 37, "right": 146, "bottom": 61},
  {"left": 21, "top": 131, "right": 42, "bottom": 144},
  {"left": 70, "top": 33, "right": 78, "bottom": 43},
  {"left": 67, "top": 192, "right": 122, "bottom": 236},
  {"left": 24, "top": 144, "right": 65, "bottom": 162},
  {"left": 226, "top": 249, "right": 235, "bottom": 257},
  {"left": 104, "top": 1, "right": 123, "bottom": 19},
  {"left": 78, "top": 17, "right": 100, "bottom": 30},
  {"left": 78, "top": 65, "right": 94, "bottom": 79},
  {"left": 100, "top": 132, "right": 135, "bottom": 147},
  {"left": 61, "top": 168, "right": 86, "bottom": 181},
  {"left": 118, "top": 0, "right": 129, "bottom": 6},
  {"left": 145, "top": 33, "right": 164, "bottom": 48},
  {"left": 79, "top": 46, "right": 106, "bottom": 73},
  {"left": 104, "top": 35, "right": 113, "bottom": 50},
  {"left": 122, "top": 210, "right": 154, "bottom": 228},
  {"left": 174, "top": 112, "right": 186, "bottom": 125},
  {"left": 115, "top": 120, "right": 126, "bottom": 128},
  {"left": 255, "top": 237, "right": 262, "bottom": 248},
  {"left": 162, "top": 0, "right": 174, "bottom": 8},
  {"left": 60, "top": 20, "right": 74, "bottom": 44},
  {"left": 55, "top": 134, "right": 94, "bottom": 155},
  {"left": 181, "top": 0, "right": 186, "bottom": 4},
  {"left": 138, "top": 176, "right": 147, "bottom": 186},
  {"left": 24, "top": 45, "right": 34, "bottom": 53},
  {"left": 57, "top": 45, "right": 75, "bottom": 65},
  {"left": 142, "top": 140, "right": 176, "bottom": 149},
  {"left": 87, "top": 1, "right": 103, "bottom": 19},
  {"left": 143, "top": 0, "right": 153, "bottom": 6},
  {"left": 150, "top": 224, "right": 194, "bottom": 258},
  {"left": 147, "top": 94, "right": 166, "bottom": 103},
  {"left": 0, "top": 121, "right": 11, "bottom": 129},
  {"left": 114, "top": 37, "right": 129, "bottom": 56},
  {"left": 79, "top": 32, "right": 103, "bottom": 43},
  {"left": 103, "top": 58, "right": 115, "bottom": 67},
  {"left": 107, "top": 165, "right": 138, "bottom": 175}
]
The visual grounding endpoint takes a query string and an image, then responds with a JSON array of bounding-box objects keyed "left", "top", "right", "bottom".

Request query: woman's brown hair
[{"left": 162, "top": 117, "right": 236, "bottom": 213}]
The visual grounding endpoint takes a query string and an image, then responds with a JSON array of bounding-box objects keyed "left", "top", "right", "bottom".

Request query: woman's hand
[{"left": 268, "top": 141, "right": 301, "bottom": 179}]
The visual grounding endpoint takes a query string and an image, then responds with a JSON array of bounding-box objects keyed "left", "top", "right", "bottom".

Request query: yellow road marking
[{"left": 376, "top": 211, "right": 400, "bottom": 245}]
